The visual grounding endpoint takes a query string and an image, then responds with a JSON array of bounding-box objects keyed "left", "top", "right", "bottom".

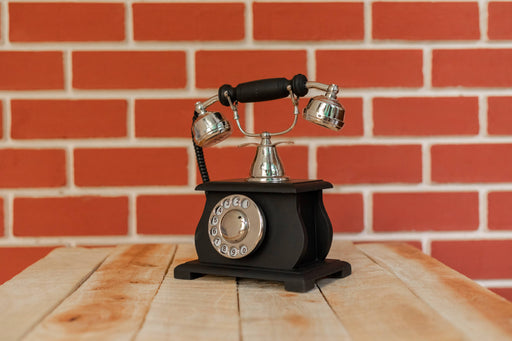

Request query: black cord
[{"left": 192, "top": 111, "right": 209, "bottom": 183}]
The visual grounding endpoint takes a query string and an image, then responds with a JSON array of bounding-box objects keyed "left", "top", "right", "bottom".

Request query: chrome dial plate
[{"left": 208, "top": 194, "right": 265, "bottom": 259}]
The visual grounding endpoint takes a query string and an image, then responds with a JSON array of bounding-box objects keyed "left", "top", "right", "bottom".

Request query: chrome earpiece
[
  {"left": 303, "top": 83, "right": 344, "bottom": 131},
  {"left": 192, "top": 111, "right": 232, "bottom": 147},
  {"left": 192, "top": 97, "right": 232, "bottom": 148}
]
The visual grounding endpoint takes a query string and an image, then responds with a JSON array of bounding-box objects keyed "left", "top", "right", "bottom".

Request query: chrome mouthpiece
[{"left": 192, "top": 111, "right": 232, "bottom": 147}]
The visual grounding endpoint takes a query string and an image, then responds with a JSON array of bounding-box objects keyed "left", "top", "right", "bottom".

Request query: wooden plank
[
  {"left": 238, "top": 276, "right": 351, "bottom": 340},
  {"left": 135, "top": 243, "right": 239, "bottom": 341},
  {"left": 24, "top": 244, "right": 175, "bottom": 341},
  {"left": 319, "top": 241, "right": 465, "bottom": 341},
  {"left": 358, "top": 243, "right": 512, "bottom": 341},
  {"left": 0, "top": 247, "right": 111, "bottom": 341}
]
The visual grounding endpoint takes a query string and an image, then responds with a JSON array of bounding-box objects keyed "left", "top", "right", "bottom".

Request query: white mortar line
[
  {"left": 308, "top": 142, "right": 317, "bottom": 179},
  {"left": 187, "top": 144, "right": 197, "bottom": 187},
  {"left": 1, "top": 87, "right": 512, "bottom": 99},
  {"left": 477, "top": 279, "right": 512, "bottom": 288},
  {"left": 125, "top": 0, "right": 134, "bottom": 45},
  {"left": 362, "top": 95, "right": 373, "bottom": 137},
  {"left": 307, "top": 48, "right": 316, "bottom": 80},
  {"left": 245, "top": 102, "right": 255, "bottom": 133},
  {"left": 127, "top": 97, "right": 135, "bottom": 140},
  {"left": 364, "top": 0, "right": 372, "bottom": 43},
  {"left": 423, "top": 47, "right": 432, "bottom": 89},
  {"left": 245, "top": 0, "right": 253, "bottom": 45},
  {"left": 479, "top": 0, "right": 488, "bottom": 41},
  {"left": 363, "top": 189, "right": 373, "bottom": 234},
  {"left": 63, "top": 49, "right": 72, "bottom": 93},
  {"left": 65, "top": 145, "right": 75, "bottom": 190},
  {"left": 479, "top": 189, "right": 489, "bottom": 232},
  {"left": 0, "top": 234, "right": 195, "bottom": 246},
  {"left": 479, "top": 95, "right": 488, "bottom": 136},
  {"left": 1, "top": 229, "right": 512, "bottom": 247},
  {"left": 422, "top": 238, "right": 432, "bottom": 255},
  {"left": 186, "top": 48, "right": 195, "bottom": 92},
  {"left": 128, "top": 192, "right": 137, "bottom": 238},
  {"left": 422, "top": 142, "right": 432, "bottom": 185},
  {"left": 4, "top": 193, "right": 12, "bottom": 239},
  {"left": 3, "top": 96, "right": 10, "bottom": 143},
  {"left": 1, "top": 1, "right": 7, "bottom": 46}
]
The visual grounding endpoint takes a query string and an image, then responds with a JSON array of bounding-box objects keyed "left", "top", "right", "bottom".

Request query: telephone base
[{"left": 174, "top": 258, "right": 351, "bottom": 293}]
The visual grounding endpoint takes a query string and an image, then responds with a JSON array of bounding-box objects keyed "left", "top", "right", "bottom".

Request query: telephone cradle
[{"left": 174, "top": 179, "right": 352, "bottom": 292}]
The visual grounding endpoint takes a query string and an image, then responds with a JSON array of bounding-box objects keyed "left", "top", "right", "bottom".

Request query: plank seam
[
  {"left": 316, "top": 283, "right": 355, "bottom": 341},
  {"left": 131, "top": 244, "right": 178, "bottom": 341},
  {"left": 236, "top": 278, "right": 243, "bottom": 341},
  {"left": 20, "top": 248, "right": 112, "bottom": 340},
  {"left": 356, "top": 246, "right": 427, "bottom": 302}
]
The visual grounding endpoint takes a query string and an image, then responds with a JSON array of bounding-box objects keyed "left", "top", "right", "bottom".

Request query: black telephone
[{"left": 174, "top": 74, "right": 351, "bottom": 292}]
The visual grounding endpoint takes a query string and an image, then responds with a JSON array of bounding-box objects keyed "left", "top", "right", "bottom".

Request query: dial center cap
[{"left": 220, "top": 210, "right": 248, "bottom": 243}]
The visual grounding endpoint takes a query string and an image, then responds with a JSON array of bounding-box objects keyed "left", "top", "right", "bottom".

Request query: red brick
[
  {"left": 74, "top": 148, "right": 188, "bottom": 186},
  {"left": 14, "top": 196, "right": 128, "bottom": 236},
  {"left": 198, "top": 145, "right": 308, "bottom": 183},
  {"left": 11, "top": 100, "right": 126, "bottom": 139},
  {"left": 0, "top": 52, "right": 63, "bottom": 90},
  {"left": 0, "top": 149, "right": 65, "bottom": 188},
  {"left": 254, "top": 97, "right": 363, "bottom": 137},
  {"left": 253, "top": 2, "right": 363, "bottom": 41},
  {"left": 133, "top": 3, "right": 244, "bottom": 41},
  {"left": 137, "top": 195, "right": 205, "bottom": 235},
  {"left": 373, "top": 2, "right": 479, "bottom": 40},
  {"left": 433, "top": 49, "right": 512, "bottom": 87},
  {"left": 317, "top": 50, "right": 423, "bottom": 88},
  {"left": 72, "top": 51, "right": 186, "bottom": 89},
  {"left": 489, "top": 288, "right": 512, "bottom": 302},
  {"left": 317, "top": 145, "right": 422, "bottom": 184},
  {"left": 488, "top": 2, "right": 512, "bottom": 40},
  {"left": 135, "top": 99, "right": 246, "bottom": 138},
  {"left": 0, "top": 247, "right": 55, "bottom": 285},
  {"left": 0, "top": 101, "right": 3, "bottom": 139},
  {"left": 324, "top": 193, "right": 364, "bottom": 232},
  {"left": 195, "top": 50, "right": 307, "bottom": 89},
  {"left": 373, "top": 97, "right": 479, "bottom": 136},
  {"left": 373, "top": 192, "right": 479, "bottom": 232},
  {"left": 488, "top": 97, "right": 512, "bottom": 135},
  {"left": 488, "top": 192, "right": 512, "bottom": 230},
  {"left": 431, "top": 240, "right": 512, "bottom": 279},
  {"left": 432, "top": 144, "right": 512, "bottom": 183},
  {"left": 9, "top": 3, "right": 124, "bottom": 42},
  {"left": 0, "top": 198, "right": 4, "bottom": 236}
]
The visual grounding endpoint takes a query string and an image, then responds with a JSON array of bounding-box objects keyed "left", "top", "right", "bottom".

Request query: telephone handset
[{"left": 174, "top": 74, "right": 351, "bottom": 292}]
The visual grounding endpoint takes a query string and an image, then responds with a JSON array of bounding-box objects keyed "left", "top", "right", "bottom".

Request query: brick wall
[{"left": 0, "top": 0, "right": 511, "bottom": 300}]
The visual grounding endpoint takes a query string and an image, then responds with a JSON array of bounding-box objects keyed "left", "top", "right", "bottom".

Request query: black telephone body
[{"left": 174, "top": 74, "right": 351, "bottom": 292}]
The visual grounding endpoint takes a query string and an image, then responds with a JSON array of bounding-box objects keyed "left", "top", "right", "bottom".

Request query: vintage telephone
[{"left": 174, "top": 74, "right": 351, "bottom": 292}]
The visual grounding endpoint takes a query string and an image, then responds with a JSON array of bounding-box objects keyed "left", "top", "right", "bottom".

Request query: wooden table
[{"left": 1, "top": 241, "right": 511, "bottom": 340}]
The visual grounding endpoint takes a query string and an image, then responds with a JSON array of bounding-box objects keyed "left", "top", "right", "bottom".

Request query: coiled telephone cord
[{"left": 192, "top": 111, "right": 210, "bottom": 183}]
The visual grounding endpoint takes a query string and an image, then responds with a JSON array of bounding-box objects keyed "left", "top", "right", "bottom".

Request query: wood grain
[
  {"left": 320, "top": 241, "right": 465, "bottom": 341},
  {"left": 238, "top": 277, "right": 350, "bottom": 340},
  {"left": 0, "top": 247, "right": 111, "bottom": 341},
  {"left": 358, "top": 242, "right": 512, "bottom": 341},
  {"left": 23, "top": 244, "right": 175, "bottom": 341},
  {"left": 135, "top": 243, "right": 239, "bottom": 341},
  {"left": 2, "top": 241, "right": 511, "bottom": 340}
]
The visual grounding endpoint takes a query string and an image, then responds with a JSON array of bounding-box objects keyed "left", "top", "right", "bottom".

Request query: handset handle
[{"left": 218, "top": 74, "right": 308, "bottom": 106}]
